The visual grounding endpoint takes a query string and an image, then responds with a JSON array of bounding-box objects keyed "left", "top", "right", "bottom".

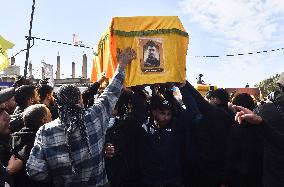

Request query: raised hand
[
  {"left": 97, "top": 72, "right": 106, "bottom": 84},
  {"left": 116, "top": 47, "right": 136, "bottom": 68},
  {"left": 232, "top": 105, "right": 263, "bottom": 125}
]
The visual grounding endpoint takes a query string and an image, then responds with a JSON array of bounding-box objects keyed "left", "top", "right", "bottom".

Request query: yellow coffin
[{"left": 91, "top": 16, "right": 189, "bottom": 87}]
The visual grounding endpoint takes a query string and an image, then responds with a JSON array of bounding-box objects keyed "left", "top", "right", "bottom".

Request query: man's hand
[
  {"left": 97, "top": 72, "right": 106, "bottom": 85},
  {"left": 7, "top": 155, "right": 23, "bottom": 175},
  {"left": 116, "top": 47, "right": 136, "bottom": 68},
  {"left": 104, "top": 143, "right": 115, "bottom": 158},
  {"left": 232, "top": 105, "right": 263, "bottom": 125}
]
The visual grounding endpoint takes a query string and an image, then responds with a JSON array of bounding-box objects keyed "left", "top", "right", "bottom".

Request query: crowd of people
[{"left": 0, "top": 47, "right": 284, "bottom": 187}]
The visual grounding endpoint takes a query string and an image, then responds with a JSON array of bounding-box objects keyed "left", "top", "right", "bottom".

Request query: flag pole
[{"left": 24, "top": 0, "right": 36, "bottom": 79}]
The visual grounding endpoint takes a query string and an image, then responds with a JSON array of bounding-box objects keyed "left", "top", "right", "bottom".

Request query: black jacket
[
  {"left": 9, "top": 113, "right": 24, "bottom": 134},
  {"left": 179, "top": 81, "right": 234, "bottom": 186},
  {"left": 0, "top": 161, "right": 13, "bottom": 187},
  {"left": 0, "top": 135, "right": 12, "bottom": 166},
  {"left": 11, "top": 127, "right": 51, "bottom": 187},
  {"left": 0, "top": 135, "right": 13, "bottom": 187},
  {"left": 226, "top": 124, "right": 263, "bottom": 187},
  {"left": 105, "top": 91, "right": 147, "bottom": 187},
  {"left": 138, "top": 85, "right": 196, "bottom": 186},
  {"left": 139, "top": 117, "right": 184, "bottom": 186},
  {"left": 12, "top": 106, "right": 24, "bottom": 115},
  {"left": 254, "top": 93, "right": 284, "bottom": 187}
]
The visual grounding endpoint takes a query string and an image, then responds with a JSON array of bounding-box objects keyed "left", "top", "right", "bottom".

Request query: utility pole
[{"left": 24, "top": 0, "right": 36, "bottom": 79}]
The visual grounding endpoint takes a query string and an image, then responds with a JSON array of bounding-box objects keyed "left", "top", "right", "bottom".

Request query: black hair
[
  {"left": 145, "top": 40, "right": 159, "bottom": 50},
  {"left": 12, "top": 76, "right": 32, "bottom": 88},
  {"left": 150, "top": 94, "right": 172, "bottom": 111},
  {"left": 38, "top": 84, "right": 53, "bottom": 102},
  {"left": 114, "top": 92, "right": 130, "bottom": 118},
  {"left": 211, "top": 88, "right": 230, "bottom": 105},
  {"left": 15, "top": 85, "right": 37, "bottom": 108},
  {"left": 23, "top": 104, "right": 48, "bottom": 132},
  {"left": 232, "top": 93, "right": 255, "bottom": 111}
]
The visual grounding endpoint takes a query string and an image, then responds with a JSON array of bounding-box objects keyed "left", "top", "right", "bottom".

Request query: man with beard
[
  {"left": 13, "top": 85, "right": 40, "bottom": 115},
  {"left": 10, "top": 85, "right": 41, "bottom": 133},
  {"left": 38, "top": 84, "right": 59, "bottom": 120},
  {"left": 144, "top": 40, "right": 160, "bottom": 67}
]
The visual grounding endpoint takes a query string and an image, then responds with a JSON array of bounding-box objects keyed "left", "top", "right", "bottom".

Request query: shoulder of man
[
  {"left": 9, "top": 113, "right": 24, "bottom": 134},
  {"left": 41, "top": 118, "right": 61, "bottom": 131},
  {"left": 254, "top": 101, "right": 281, "bottom": 123}
]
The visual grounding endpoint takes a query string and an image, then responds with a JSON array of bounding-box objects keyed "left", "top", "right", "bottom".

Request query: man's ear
[
  {"left": 29, "top": 97, "right": 34, "bottom": 105},
  {"left": 42, "top": 116, "right": 47, "bottom": 124},
  {"left": 46, "top": 93, "right": 51, "bottom": 100}
]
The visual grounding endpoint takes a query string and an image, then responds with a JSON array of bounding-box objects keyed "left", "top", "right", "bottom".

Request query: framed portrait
[{"left": 139, "top": 38, "right": 164, "bottom": 73}]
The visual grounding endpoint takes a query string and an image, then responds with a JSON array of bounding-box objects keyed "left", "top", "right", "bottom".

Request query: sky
[{"left": 2, "top": 0, "right": 284, "bottom": 88}]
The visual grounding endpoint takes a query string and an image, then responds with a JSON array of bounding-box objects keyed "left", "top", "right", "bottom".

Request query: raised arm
[
  {"left": 179, "top": 81, "right": 201, "bottom": 119},
  {"left": 233, "top": 105, "right": 284, "bottom": 149},
  {"left": 179, "top": 80, "right": 213, "bottom": 115},
  {"left": 87, "top": 48, "right": 136, "bottom": 132},
  {"left": 82, "top": 72, "right": 106, "bottom": 108}
]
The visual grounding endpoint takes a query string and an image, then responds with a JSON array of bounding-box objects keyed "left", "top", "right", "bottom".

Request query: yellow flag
[{"left": 0, "top": 35, "right": 14, "bottom": 71}]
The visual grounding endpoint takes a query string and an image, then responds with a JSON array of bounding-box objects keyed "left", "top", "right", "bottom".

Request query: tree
[{"left": 255, "top": 74, "right": 280, "bottom": 97}]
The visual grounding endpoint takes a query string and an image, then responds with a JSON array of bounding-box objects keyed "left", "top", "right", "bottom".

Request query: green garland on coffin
[
  {"left": 93, "top": 34, "right": 109, "bottom": 56},
  {"left": 93, "top": 28, "right": 188, "bottom": 56},
  {"left": 113, "top": 28, "right": 188, "bottom": 37}
]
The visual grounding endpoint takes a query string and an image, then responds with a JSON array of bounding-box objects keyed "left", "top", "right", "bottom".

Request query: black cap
[{"left": 0, "top": 87, "right": 15, "bottom": 105}]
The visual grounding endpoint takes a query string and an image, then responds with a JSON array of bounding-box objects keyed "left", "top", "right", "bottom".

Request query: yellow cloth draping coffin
[
  {"left": 91, "top": 16, "right": 189, "bottom": 87},
  {"left": 0, "top": 35, "right": 14, "bottom": 71}
]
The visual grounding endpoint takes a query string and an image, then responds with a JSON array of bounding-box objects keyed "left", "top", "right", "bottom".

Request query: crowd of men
[{"left": 0, "top": 47, "right": 284, "bottom": 187}]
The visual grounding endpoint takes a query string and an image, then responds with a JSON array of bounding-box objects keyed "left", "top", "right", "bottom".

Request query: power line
[
  {"left": 189, "top": 47, "right": 284, "bottom": 58},
  {"left": 26, "top": 35, "right": 284, "bottom": 58},
  {"left": 27, "top": 36, "right": 93, "bottom": 49},
  {"left": 9, "top": 38, "right": 35, "bottom": 59}
]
